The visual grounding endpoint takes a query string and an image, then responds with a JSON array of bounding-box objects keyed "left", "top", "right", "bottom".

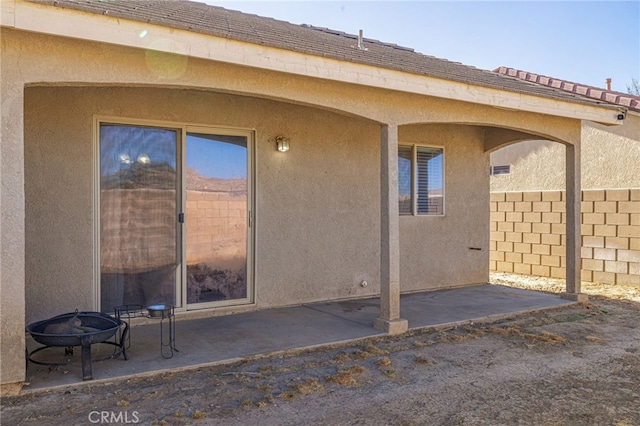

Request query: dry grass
[
  {"left": 292, "top": 378, "right": 324, "bottom": 395},
  {"left": 326, "top": 365, "right": 366, "bottom": 387},
  {"left": 415, "top": 356, "right": 431, "bottom": 365},
  {"left": 585, "top": 335, "right": 602, "bottom": 343},
  {"left": 191, "top": 410, "right": 204, "bottom": 419}
]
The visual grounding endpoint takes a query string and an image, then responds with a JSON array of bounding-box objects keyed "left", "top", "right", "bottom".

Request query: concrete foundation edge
[
  {"left": 373, "top": 317, "right": 409, "bottom": 335},
  {"left": 560, "top": 292, "right": 589, "bottom": 302}
]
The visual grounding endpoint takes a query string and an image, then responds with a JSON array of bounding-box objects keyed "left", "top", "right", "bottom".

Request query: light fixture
[
  {"left": 137, "top": 153, "right": 151, "bottom": 164},
  {"left": 275, "top": 136, "right": 290, "bottom": 152}
]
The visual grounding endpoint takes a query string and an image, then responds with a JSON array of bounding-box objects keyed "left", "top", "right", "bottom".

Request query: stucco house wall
[{"left": 1, "top": 0, "right": 622, "bottom": 392}]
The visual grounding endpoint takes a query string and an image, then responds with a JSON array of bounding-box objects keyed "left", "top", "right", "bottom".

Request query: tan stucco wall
[
  {"left": 399, "top": 125, "right": 490, "bottom": 290},
  {"left": 490, "top": 115, "right": 640, "bottom": 191}
]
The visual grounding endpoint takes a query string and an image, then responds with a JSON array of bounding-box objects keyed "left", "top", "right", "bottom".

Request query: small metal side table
[
  {"left": 114, "top": 304, "right": 178, "bottom": 359},
  {"left": 147, "top": 304, "right": 178, "bottom": 359}
]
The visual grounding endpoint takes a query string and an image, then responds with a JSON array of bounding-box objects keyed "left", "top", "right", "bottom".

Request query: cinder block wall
[{"left": 490, "top": 189, "right": 640, "bottom": 286}]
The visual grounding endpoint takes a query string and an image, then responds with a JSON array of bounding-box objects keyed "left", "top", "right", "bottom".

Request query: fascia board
[{"left": 6, "top": 0, "right": 620, "bottom": 125}]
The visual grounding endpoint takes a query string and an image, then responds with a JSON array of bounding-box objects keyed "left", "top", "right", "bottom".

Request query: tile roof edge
[{"left": 493, "top": 66, "right": 640, "bottom": 112}]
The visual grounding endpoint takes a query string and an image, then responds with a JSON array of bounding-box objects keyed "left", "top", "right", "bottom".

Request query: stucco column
[
  {"left": 0, "top": 77, "right": 27, "bottom": 395},
  {"left": 562, "top": 142, "right": 587, "bottom": 302},
  {"left": 374, "top": 124, "right": 408, "bottom": 334}
]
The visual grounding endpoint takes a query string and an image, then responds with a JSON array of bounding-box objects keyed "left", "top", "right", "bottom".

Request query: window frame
[{"left": 398, "top": 143, "right": 445, "bottom": 217}]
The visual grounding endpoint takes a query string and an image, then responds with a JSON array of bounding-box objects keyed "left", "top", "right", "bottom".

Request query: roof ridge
[{"left": 493, "top": 66, "right": 640, "bottom": 112}]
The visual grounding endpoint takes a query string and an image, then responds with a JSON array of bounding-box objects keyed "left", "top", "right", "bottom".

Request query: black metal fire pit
[{"left": 26, "top": 311, "right": 127, "bottom": 380}]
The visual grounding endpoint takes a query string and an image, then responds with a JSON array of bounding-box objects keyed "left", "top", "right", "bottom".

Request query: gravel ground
[{"left": 2, "top": 273, "right": 639, "bottom": 425}]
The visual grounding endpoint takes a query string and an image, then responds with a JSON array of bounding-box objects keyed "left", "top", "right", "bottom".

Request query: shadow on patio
[{"left": 23, "top": 284, "right": 573, "bottom": 393}]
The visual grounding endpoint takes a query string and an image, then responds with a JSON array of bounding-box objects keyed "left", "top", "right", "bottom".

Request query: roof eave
[{"left": 4, "top": 0, "right": 621, "bottom": 125}]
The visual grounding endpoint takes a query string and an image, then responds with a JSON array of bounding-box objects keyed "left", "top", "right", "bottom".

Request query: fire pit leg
[{"left": 80, "top": 334, "right": 93, "bottom": 380}]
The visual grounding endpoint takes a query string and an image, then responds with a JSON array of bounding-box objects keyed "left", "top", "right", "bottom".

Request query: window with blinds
[{"left": 397, "top": 145, "right": 444, "bottom": 216}]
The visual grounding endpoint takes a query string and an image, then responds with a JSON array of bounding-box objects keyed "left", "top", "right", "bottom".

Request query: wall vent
[{"left": 490, "top": 165, "right": 511, "bottom": 176}]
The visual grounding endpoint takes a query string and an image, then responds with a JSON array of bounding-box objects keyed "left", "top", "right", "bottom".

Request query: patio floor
[{"left": 23, "top": 284, "right": 573, "bottom": 393}]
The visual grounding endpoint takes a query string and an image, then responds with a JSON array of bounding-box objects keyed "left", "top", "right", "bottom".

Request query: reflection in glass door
[
  {"left": 185, "top": 132, "right": 249, "bottom": 306},
  {"left": 99, "top": 124, "right": 179, "bottom": 312}
]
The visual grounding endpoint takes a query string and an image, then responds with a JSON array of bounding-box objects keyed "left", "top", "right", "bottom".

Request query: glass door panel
[
  {"left": 185, "top": 132, "right": 248, "bottom": 306},
  {"left": 99, "top": 124, "right": 179, "bottom": 312}
]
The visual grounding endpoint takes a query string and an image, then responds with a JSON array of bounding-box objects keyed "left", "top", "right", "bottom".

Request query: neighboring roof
[
  {"left": 494, "top": 67, "right": 640, "bottom": 113},
  {"left": 28, "top": 0, "right": 619, "bottom": 113}
]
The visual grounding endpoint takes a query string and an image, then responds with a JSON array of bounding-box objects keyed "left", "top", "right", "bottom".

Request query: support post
[
  {"left": 374, "top": 124, "right": 408, "bottom": 334},
  {"left": 562, "top": 142, "right": 587, "bottom": 302}
]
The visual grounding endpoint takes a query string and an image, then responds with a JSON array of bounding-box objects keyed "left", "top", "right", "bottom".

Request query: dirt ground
[{"left": 2, "top": 273, "right": 640, "bottom": 425}]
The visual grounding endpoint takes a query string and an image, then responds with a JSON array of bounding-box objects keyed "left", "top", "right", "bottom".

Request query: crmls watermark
[{"left": 88, "top": 410, "right": 140, "bottom": 424}]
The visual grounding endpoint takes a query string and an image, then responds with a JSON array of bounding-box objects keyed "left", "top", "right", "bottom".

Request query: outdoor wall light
[{"left": 275, "top": 136, "right": 290, "bottom": 152}]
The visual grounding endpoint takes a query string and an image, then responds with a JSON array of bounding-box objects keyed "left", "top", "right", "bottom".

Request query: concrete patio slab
[{"left": 22, "top": 284, "right": 573, "bottom": 393}]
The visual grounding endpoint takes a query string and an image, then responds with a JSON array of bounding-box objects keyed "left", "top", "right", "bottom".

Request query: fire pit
[{"left": 26, "top": 311, "right": 127, "bottom": 380}]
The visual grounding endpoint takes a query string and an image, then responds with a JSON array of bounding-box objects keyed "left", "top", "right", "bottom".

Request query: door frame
[{"left": 93, "top": 116, "right": 256, "bottom": 313}]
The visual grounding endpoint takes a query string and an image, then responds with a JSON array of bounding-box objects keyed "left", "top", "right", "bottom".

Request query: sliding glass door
[{"left": 98, "top": 121, "right": 252, "bottom": 312}]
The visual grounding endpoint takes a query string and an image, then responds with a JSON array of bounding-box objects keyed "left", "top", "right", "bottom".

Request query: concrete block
[
  {"left": 489, "top": 260, "right": 497, "bottom": 271},
  {"left": 514, "top": 222, "right": 532, "bottom": 233},
  {"left": 618, "top": 250, "right": 640, "bottom": 263},
  {"left": 582, "top": 213, "right": 605, "bottom": 225},
  {"left": 542, "top": 212, "right": 562, "bottom": 224},
  {"left": 550, "top": 267, "right": 566, "bottom": 279},
  {"left": 617, "top": 274, "right": 640, "bottom": 286},
  {"left": 561, "top": 292, "right": 589, "bottom": 302},
  {"left": 498, "top": 202, "right": 515, "bottom": 212},
  {"left": 513, "top": 263, "right": 532, "bottom": 275},
  {"left": 523, "top": 192, "right": 542, "bottom": 202},
  {"left": 505, "top": 252, "right": 522, "bottom": 263},
  {"left": 490, "top": 192, "right": 506, "bottom": 202},
  {"left": 532, "top": 222, "right": 551, "bottom": 234},
  {"left": 541, "top": 255, "right": 561, "bottom": 267},
  {"left": 551, "top": 245, "right": 565, "bottom": 257},
  {"left": 581, "top": 269, "right": 593, "bottom": 282},
  {"left": 631, "top": 238, "right": 640, "bottom": 251},
  {"left": 514, "top": 202, "right": 532, "bottom": 212},
  {"left": 489, "top": 240, "right": 497, "bottom": 251},
  {"left": 551, "top": 223, "right": 566, "bottom": 235},
  {"left": 605, "top": 237, "right": 629, "bottom": 250},
  {"left": 619, "top": 201, "right": 640, "bottom": 214},
  {"left": 522, "top": 253, "right": 540, "bottom": 265},
  {"left": 581, "top": 201, "right": 594, "bottom": 213},
  {"left": 490, "top": 251, "right": 505, "bottom": 261},
  {"left": 496, "top": 261, "right": 514, "bottom": 273},
  {"left": 496, "top": 241, "right": 513, "bottom": 252},
  {"left": 619, "top": 226, "right": 640, "bottom": 238},
  {"left": 582, "top": 236, "right": 605, "bottom": 248},
  {"left": 490, "top": 211, "right": 506, "bottom": 222},
  {"left": 582, "top": 258, "right": 604, "bottom": 271},
  {"left": 582, "top": 190, "right": 605, "bottom": 201},
  {"left": 490, "top": 202, "right": 498, "bottom": 212},
  {"left": 631, "top": 214, "right": 640, "bottom": 226},
  {"left": 490, "top": 231, "right": 505, "bottom": 242},
  {"left": 533, "top": 201, "right": 552, "bottom": 212},
  {"left": 605, "top": 261, "right": 628, "bottom": 274},
  {"left": 593, "top": 271, "right": 616, "bottom": 284},
  {"left": 629, "top": 262, "right": 640, "bottom": 275},
  {"left": 593, "top": 225, "right": 618, "bottom": 238},
  {"left": 606, "top": 213, "right": 629, "bottom": 226},
  {"left": 542, "top": 191, "right": 563, "bottom": 202},
  {"left": 531, "top": 265, "right": 550, "bottom": 277},
  {"left": 581, "top": 224, "right": 594, "bottom": 236},
  {"left": 532, "top": 244, "right": 551, "bottom": 255},
  {"left": 594, "top": 201, "right": 617, "bottom": 213},
  {"left": 497, "top": 222, "right": 513, "bottom": 232},
  {"left": 505, "top": 212, "right": 523, "bottom": 222},
  {"left": 506, "top": 192, "right": 523, "bottom": 202},
  {"left": 513, "top": 242, "right": 532, "bottom": 254},
  {"left": 505, "top": 232, "right": 522, "bottom": 243},
  {"left": 631, "top": 190, "right": 640, "bottom": 201},
  {"left": 490, "top": 221, "right": 497, "bottom": 232},
  {"left": 542, "top": 233, "right": 561, "bottom": 246},
  {"left": 551, "top": 201, "right": 566, "bottom": 213},
  {"left": 581, "top": 247, "right": 593, "bottom": 259},
  {"left": 523, "top": 233, "right": 541, "bottom": 244},
  {"left": 606, "top": 189, "right": 630, "bottom": 201},
  {"left": 523, "top": 212, "right": 542, "bottom": 223},
  {"left": 593, "top": 248, "right": 617, "bottom": 261}
]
